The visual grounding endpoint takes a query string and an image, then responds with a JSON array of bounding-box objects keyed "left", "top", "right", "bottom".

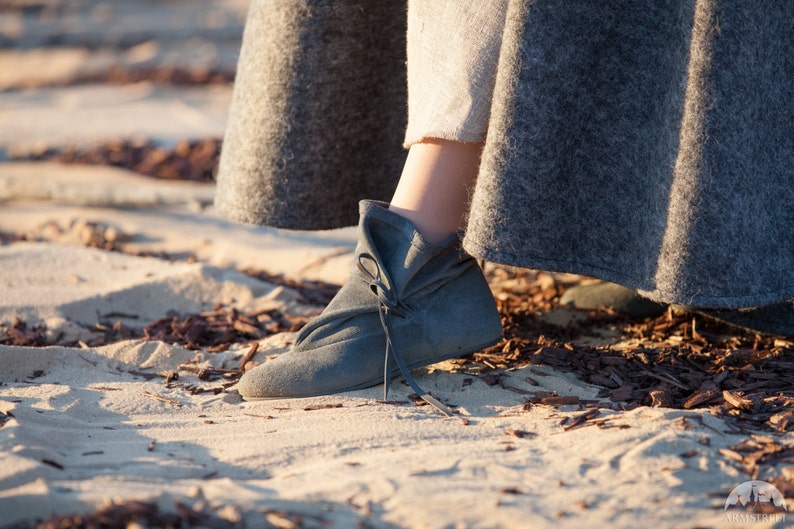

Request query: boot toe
[{"left": 236, "top": 336, "right": 386, "bottom": 400}]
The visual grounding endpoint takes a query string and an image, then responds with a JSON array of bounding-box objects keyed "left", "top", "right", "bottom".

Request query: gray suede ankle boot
[{"left": 237, "top": 200, "right": 503, "bottom": 414}]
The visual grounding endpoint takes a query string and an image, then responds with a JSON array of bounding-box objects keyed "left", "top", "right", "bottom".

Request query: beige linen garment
[{"left": 403, "top": 1, "right": 508, "bottom": 146}]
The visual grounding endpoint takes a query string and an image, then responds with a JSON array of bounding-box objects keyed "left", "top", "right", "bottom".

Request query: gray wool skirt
[{"left": 215, "top": 0, "right": 794, "bottom": 309}]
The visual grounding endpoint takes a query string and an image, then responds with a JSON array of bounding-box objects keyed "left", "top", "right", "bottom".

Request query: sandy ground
[
  {"left": 0, "top": 218, "right": 786, "bottom": 528},
  {"left": 0, "top": 2, "right": 791, "bottom": 528}
]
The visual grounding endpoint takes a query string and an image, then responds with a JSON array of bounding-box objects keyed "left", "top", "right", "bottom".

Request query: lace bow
[{"left": 357, "top": 253, "right": 453, "bottom": 416}]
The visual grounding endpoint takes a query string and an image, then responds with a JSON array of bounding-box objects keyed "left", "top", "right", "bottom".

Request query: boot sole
[{"left": 239, "top": 333, "right": 503, "bottom": 402}]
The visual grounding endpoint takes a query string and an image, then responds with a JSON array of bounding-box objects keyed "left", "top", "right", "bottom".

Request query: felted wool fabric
[
  {"left": 215, "top": 0, "right": 794, "bottom": 309},
  {"left": 215, "top": 0, "right": 408, "bottom": 229}
]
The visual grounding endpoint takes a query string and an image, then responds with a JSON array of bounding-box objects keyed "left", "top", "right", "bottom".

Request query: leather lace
[{"left": 356, "top": 253, "right": 453, "bottom": 417}]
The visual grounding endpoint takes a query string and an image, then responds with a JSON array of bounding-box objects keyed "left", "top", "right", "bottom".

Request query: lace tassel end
[{"left": 420, "top": 393, "right": 454, "bottom": 417}]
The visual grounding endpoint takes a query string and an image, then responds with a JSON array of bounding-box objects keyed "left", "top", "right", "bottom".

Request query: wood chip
[
  {"left": 244, "top": 413, "right": 275, "bottom": 420},
  {"left": 499, "top": 487, "right": 523, "bottom": 495},
  {"left": 505, "top": 428, "right": 534, "bottom": 439},
  {"left": 563, "top": 409, "right": 600, "bottom": 431},
  {"left": 683, "top": 387, "right": 723, "bottom": 409},
  {"left": 238, "top": 342, "right": 259, "bottom": 370},
  {"left": 649, "top": 388, "right": 673, "bottom": 407},
  {"left": 142, "top": 391, "right": 183, "bottom": 408},
  {"left": 41, "top": 459, "right": 64, "bottom": 470},
  {"left": 723, "top": 390, "right": 754, "bottom": 410},
  {"left": 303, "top": 403, "right": 343, "bottom": 411},
  {"left": 540, "top": 395, "right": 580, "bottom": 406},
  {"left": 718, "top": 448, "right": 745, "bottom": 462}
]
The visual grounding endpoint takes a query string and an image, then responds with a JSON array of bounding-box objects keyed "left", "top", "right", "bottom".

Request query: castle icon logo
[
  {"left": 724, "top": 480, "right": 787, "bottom": 512},
  {"left": 722, "top": 480, "right": 788, "bottom": 524}
]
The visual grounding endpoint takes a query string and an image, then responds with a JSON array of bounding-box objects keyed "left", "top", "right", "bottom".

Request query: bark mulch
[
  {"left": 3, "top": 262, "right": 790, "bottom": 436},
  {"left": 141, "top": 306, "right": 307, "bottom": 353},
  {"left": 0, "top": 319, "right": 48, "bottom": 347},
  {"left": 467, "top": 267, "right": 794, "bottom": 435},
  {"left": 14, "top": 138, "right": 222, "bottom": 183},
  {"left": 17, "top": 500, "right": 240, "bottom": 529},
  {"left": 0, "top": 232, "right": 32, "bottom": 245},
  {"left": 71, "top": 66, "right": 234, "bottom": 88},
  {"left": 0, "top": 305, "right": 309, "bottom": 354},
  {"left": 10, "top": 498, "right": 331, "bottom": 529}
]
